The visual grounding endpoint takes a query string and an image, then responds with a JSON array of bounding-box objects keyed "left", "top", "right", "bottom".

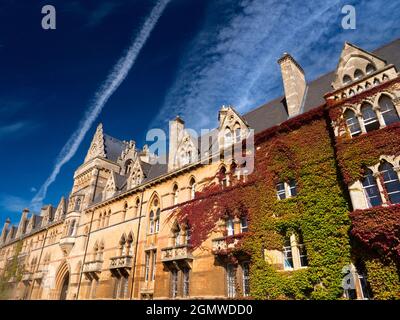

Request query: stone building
[{"left": 0, "top": 39, "right": 399, "bottom": 300}]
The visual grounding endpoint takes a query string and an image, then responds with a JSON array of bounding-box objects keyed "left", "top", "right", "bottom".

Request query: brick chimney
[
  {"left": 278, "top": 53, "right": 307, "bottom": 118},
  {"left": 168, "top": 116, "right": 185, "bottom": 172}
]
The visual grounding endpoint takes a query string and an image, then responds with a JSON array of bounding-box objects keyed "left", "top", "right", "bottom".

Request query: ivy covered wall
[{"left": 173, "top": 107, "right": 354, "bottom": 299}]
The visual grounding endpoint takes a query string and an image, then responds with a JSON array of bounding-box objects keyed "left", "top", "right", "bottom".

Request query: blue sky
[{"left": 0, "top": 0, "right": 399, "bottom": 223}]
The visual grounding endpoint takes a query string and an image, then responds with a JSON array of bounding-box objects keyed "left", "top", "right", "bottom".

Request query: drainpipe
[
  {"left": 75, "top": 209, "right": 95, "bottom": 299},
  {"left": 130, "top": 189, "right": 145, "bottom": 300}
]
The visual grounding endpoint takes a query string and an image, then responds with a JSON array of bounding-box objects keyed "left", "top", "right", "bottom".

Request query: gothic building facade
[{"left": 0, "top": 39, "right": 399, "bottom": 300}]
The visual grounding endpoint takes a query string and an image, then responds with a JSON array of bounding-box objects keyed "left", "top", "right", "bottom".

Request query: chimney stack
[
  {"left": 278, "top": 53, "right": 307, "bottom": 118},
  {"left": 1, "top": 217, "right": 11, "bottom": 244},
  {"left": 16, "top": 208, "right": 29, "bottom": 237},
  {"left": 168, "top": 116, "right": 185, "bottom": 172}
]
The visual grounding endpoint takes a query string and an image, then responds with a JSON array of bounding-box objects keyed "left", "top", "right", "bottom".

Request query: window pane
[
  {"left": 283, "top": 239, "right": 293, "bottom": 270},
  {"left": 362, "top": 170, "right": 382, "bottom": 207},
  {"left": 298, "top": 244, "right": 308, "bottom": 267},
  {"left": 380, "top": 163, "right": 400, "bottom": 204},
  {"left": 183, "top": 269, "right": 190, "bottom": 297},
  {"left": 289, "top": 179, "right": 297, "bottom": 197},
  {"left": 344, "top": 109, "right": 361, "bottom": 136},
  {"left": 240, "top": 217, "right": 248, "bottom": 233},
  {"left": 151, "top": 250, "right": 157, "bottom": 281},
  {"left": 242, "top": 263, "right": 250, "bottom": 297},
  {"left": 171, "top": 269, "right": 178, "bottom": 298},
  {"left": 361, "top": 104, "right": 380, "bottom": 132},
  {"left": 276, "top": 182, "right": 286, "bottom": 200},
  {"left": 144, "top": 252, "right": 150, "bottom": 281},
  {"left": 227, "top": 264, "right": 236, "bottom": 298},
  {"left": 379, "top": 96, "right": 399, "bottom": 126},
  {"left": 227, "top": 218, "right": 234, "bottom": 236}
]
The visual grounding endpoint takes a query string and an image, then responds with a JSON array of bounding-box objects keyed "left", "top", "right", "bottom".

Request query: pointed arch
[{"left": 54, "top": 260, "right": 70, "bottom": 300}]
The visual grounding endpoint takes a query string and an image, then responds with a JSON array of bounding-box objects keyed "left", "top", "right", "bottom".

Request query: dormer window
[
  {"left": 366, "top": 63, "right": 376, "bottom": 75},
  {"left": 343, "top": 75, "right": 352, "bottom": 85},
  {"left": 124, "top": 160, "right": 133, "bottom": 175},
  {"left": 354, "top": 69, "right": 364, "bottom": 80},
  {"left": 234, "top": 123, "right": 241, "bottom": 143},
  {"left": 224, "top": 128, "right": 233, "bottom": 147}
]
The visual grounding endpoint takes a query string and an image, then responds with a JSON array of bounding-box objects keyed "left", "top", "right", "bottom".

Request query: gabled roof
[{"left": 104, "top": 134, "right": 126, "bottom": 162}]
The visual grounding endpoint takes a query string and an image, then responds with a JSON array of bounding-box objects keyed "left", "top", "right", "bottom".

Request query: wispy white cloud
[
  {"left": 30, "top": 0, "right": 171, "bottom": 211},
  {"left": 152, "top": 0, "right": 400, "bottom": 131},
  {"left": 0, "top": 193, "right": 29, "bottom": 214},
  {"left": 0, "top": 121, "right": 37, "bottom": 139}
]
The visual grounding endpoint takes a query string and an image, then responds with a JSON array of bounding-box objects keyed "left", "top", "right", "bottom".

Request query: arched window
[
  {"left": 185, "top": 224, "right": 191, "bottom": 245},
  {"left": 373, "top": 78, "right": 380, "bottom": 85},
  {"left": 219, "top": 166, "right": 228, "bottom": 187},
  {"left": 106, "top": 210, "right": 111, "bottom": 227},
  {"left": 226, "top": 217, "right": 234, "bottom": 236},
  {"left": 343, "top": 75, "right": 352, "bottom": 85},
  {"left": 354, "top": 69, "right": 364, "bottom": 80},
  {"left": 344, "top": 109, "right": 361, "bottom": 137},
  {"left": 379, "top": 95, "right": 399, "bottom": 126},
  {"left": 189, "top": 178, "right": 196, "bottom": 200},
  {"left": 187, "top": 150, "right": 193, "bottom": 164},
  {"left": 75, "top": 198, "right": 81, "bottom": 211},
  {"left": 119, "top": 234, "right": 126, "bottom": 255},
  {"left": 135, "top": 198, "right": 140, "bottom": 216},
  {"left": 366, "top": 63, "right": 376, "bottom": 75},
  {"left": 173, "top": 223, "right": 181, "bottom": 246},
  {"left": 234, "top": 123, "right": 241, "bottom": 143},
  {"left": 123, "top": 202, "right": 128, "bottom": 221},
  {"left": 127, "top": 233, "right": 134, "bottom": 256},
  {"left": 349, "top": 89, "right": 355, "bottom": 97},
  {"left": 224, "top": 127, "right": 233, "bottom": 147},
  {"left": 361, "top": 169, "right": 382, "bottom": 207},
  {"left": 361, "top": 103, "right": 380, "bottom": 132},
  {"left": 173, "top": 184, "right": 179, "bottom": 205},
  {"left": 68, "top": 220, "right": 76, "bottom": 236},
  {"left": 149, "top": 211, "right": 155, "bottom": 234},
  {"left": 379, "top": 162, "right": 400, "bottom": 204},
  {"left": 125, "top": 160, "right": 133, "bottom": 175},
  {"left": 155, "top": 208, "right": 161, "bottom": 233}
]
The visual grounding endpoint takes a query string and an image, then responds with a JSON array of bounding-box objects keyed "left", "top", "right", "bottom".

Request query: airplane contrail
[{"left": 31, "top": 0, "right": 171, "bottom": 210}]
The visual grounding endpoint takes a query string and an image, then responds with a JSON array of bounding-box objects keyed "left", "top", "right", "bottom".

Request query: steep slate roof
[
  {"left": 244, "top": 38, "right": 400, "bottom": 133},
  {"left": 113, "top": 172, "right": 126, "bottom": 190},
  {"left": 104, "top": 134, "right": 126, "bottom": 162},
  {"left": 143, "top": 163, "right": 168, "bottom": 182}
]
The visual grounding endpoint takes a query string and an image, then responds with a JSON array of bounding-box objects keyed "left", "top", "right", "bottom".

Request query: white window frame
[
  {"left": 144, "top": 251, "right": 150, "bottom": 282},
  {"left": 227, "top": 264, "right": 236, "bottom": 298},
  {"left": 242, "top": 262, "right": 250, "bottom": 297}
]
